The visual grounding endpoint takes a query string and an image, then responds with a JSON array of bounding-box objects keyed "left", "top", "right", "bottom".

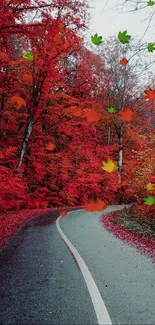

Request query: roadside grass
[{"left": 113, "top": 209, "right": 155, "bottom": 239}]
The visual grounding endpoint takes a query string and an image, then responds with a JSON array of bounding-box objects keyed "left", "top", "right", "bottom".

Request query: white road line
[{"left": 56, "top": 213, "right": 112, "bottom": 325}]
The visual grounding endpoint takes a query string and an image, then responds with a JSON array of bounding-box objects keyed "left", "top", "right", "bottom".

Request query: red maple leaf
[
  {"left": 120, "top": 58, "right": 128, "bottom": 66},
  {"left": 84, "top": 109, "right": 102, "bottom": 123},
  {"left": 60, "top": 211, "right": 67, "bottom": 217},
  {"left": 46, "top": 143, "right": 56, "bottom": 151},
  {"left": 70, "top": 107, "right": 82, "bottom": 117},
  {"left": 119, "top": 107, "right": 134, "bottom": 122},
  {"left": 144, "top": 88, "right": 155, "bottom": 101},
  {"left": 85, "top": 199, "right": 108, "bottom": 212}
]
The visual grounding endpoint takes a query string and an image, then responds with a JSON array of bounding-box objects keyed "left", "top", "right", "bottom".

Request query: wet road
[{"left": 0, "top": 206, "right": 155, "bottom": 325}]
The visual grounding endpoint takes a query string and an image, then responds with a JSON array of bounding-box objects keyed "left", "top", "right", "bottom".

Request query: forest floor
[{"left": 100, "top": 207, "right": 155, "bottom": 264}]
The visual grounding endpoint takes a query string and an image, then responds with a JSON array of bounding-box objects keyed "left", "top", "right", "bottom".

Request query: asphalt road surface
[{"left": 0, "top": 206, "right": 155, "bottom": 325}]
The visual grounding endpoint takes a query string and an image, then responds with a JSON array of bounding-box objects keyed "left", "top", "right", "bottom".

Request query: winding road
[{"left": 0, "top": 205, "right": 155, "bottom": 325}]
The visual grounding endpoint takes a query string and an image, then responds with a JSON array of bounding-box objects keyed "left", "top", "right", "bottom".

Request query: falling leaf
[
  {"left": 91, "top": 33, "right": 103, "bottom": 45},
  {"left": 120, "top": 58, "right": 128, "bottom": 66},
  {"left": 101, "top": 159, "right": 118, "bottom": 173},
  {"left": 118, "top": 30, "right": 131, "bottom": 44},
  {"left": 108, "top": 107, "right": 115, "bottom": 113},
  {"left": 22, "top": 74, "right": 33, "bottom": 85},
  {"left": 147, "top": 43, "right": 155, "bottom": 52},
  {"left": 53, "top": 34, "right": 64, "bottom": 45},
  {"left": 144, "top": 88, "right": 155, "bottom": 101},
  {"left": 144, "top": 196, "right": 155, "bottom": 205},
  {"left": 84, "top": 109, "right": 102, "bottom": 123},
  {"left": 0, "top": 51, "right": 8, "bottom": 61},
  {"left": 147, "top": 182, "right": 155, "bottom": 191},
  {"left": 147, "top": 1, "right": 154, "bottom": 6},
  {"left": 119, "top": 107, "right": 134, "bottom": 122},
  {"left": 10, "top": 95, "right": 26, "bottom": 110},
  {"left": 60, "top": 211, "right": 67, "bottom": 216},
  {"left": 58, "top": 22, "right": 65, "bottom": 29},
  {"left": 9, "top": 60, "right": 19, "bottom": 66},
  {"left": 120, "top": 180, "right": 128, "bottom": 187},
  {"left": 70, "top": 107, "right": 82, "bottom": 117},
  {"left": 23, "top": 51, "right": 34, "bottom": 61},
  {"left": 46, "top": 143, "right": 56, "bottom": 151},
  {"left": 85, "top": 199, "right": 108, "bottom": 212}
]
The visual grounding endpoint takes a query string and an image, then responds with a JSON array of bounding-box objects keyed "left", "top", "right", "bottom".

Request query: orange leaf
[
  {"left": 58, "top": 22, "right": 65, "bottom": 29},
  {"left": 84, "top": 109, "right": 102, "bottom": 123},
  {"left": 144, "top": 88, "right": 155, "bottom": 101},
  {"left": 70, "top": 107, "right": 82, "bottom": 117},
  {"left": 118, "top": 180, "right": 128, "bottom": 188},
  {"left": 85, "top": 199, "right": 108, "bottom": 212},
  {"left": 9, "top": 60, "right": 19, "bottom": 66},
  {"left": 0, "top": 51, "right": 8, "bottom": 61},
  {"left": 119, "top": 107, "right": 134, "bottom": 122},
  {"left": 53, "top": 34, "right": 64, "bottom": 45},
  {"left": 120, "top": 58, "right": 128, "bottom": 66},
  {"left": 60, "top": 211, "right": 67, "bottom": 216},
  {"left": 10, "top": 95, "right": 26, "bottom": 110},
  {"left": 22, "top": 74, "right": 33, "bottom": 84},
  {"left": 46, "top": 143, "right": 56, "bottom": 151}
]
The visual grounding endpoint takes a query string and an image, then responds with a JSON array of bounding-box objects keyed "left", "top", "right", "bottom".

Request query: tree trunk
[
  {"left": 17, "top": 119, "right": 34, "bottom": 169},
  {"left": 107, "top": 126, "right": 111, "bottom": 145},
  {"left": 118, "top": 126, "right": 123, "bottom": 185}
]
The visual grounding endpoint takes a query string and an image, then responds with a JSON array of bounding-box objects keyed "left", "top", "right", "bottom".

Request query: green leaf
[
  {"left": 147, "top": 1, "right": 154, "bottom": 6},
  {"left": 147, "top": 43, "right": 155, "bottom": 52},
  {"left": 118, "top": 30, "right": 131, "bottom": 44},
  {"left": 23, "top": 51, "right": 34, "bottom": 61},
  {"left": 91, "top": 33, "right": 103, "bottom": 45},
  {"left": 144, "top": 196, "right": 155, "bottom": 205},
  {"left": 108, "top": 107, "right": 115, "bottom": 113}
]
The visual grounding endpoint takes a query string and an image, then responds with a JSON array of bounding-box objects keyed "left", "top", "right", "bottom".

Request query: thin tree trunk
[
  {"left": 17, "top": 119, "right": 34, "bottom": 169},
  {"left": 118, "top": 126, "right": 123, "bottom": 184},
  {"left": 107, "top": 126, "right": 111, "bottom": 145}
]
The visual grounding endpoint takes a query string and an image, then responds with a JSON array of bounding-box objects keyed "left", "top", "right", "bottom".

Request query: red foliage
[{"left": 0, "top": 0, "right": 155, "bottom": 248}]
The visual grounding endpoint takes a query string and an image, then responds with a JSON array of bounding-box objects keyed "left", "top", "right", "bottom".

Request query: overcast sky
[
  {"left": 83, "top": 0, "right": 155, "bottom": 85},
  {"left": 88, "top": 0, "right": 155, "bottom": 43}
]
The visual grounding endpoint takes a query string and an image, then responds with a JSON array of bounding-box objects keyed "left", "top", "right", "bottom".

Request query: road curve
[{"left": 0, "top": 206, "right": 155, "bottom": 325}]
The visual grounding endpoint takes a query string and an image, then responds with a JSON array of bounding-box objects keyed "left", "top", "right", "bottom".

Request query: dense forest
[{"left": 0, "top": 0, "right": 155, "bottom": 244}]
